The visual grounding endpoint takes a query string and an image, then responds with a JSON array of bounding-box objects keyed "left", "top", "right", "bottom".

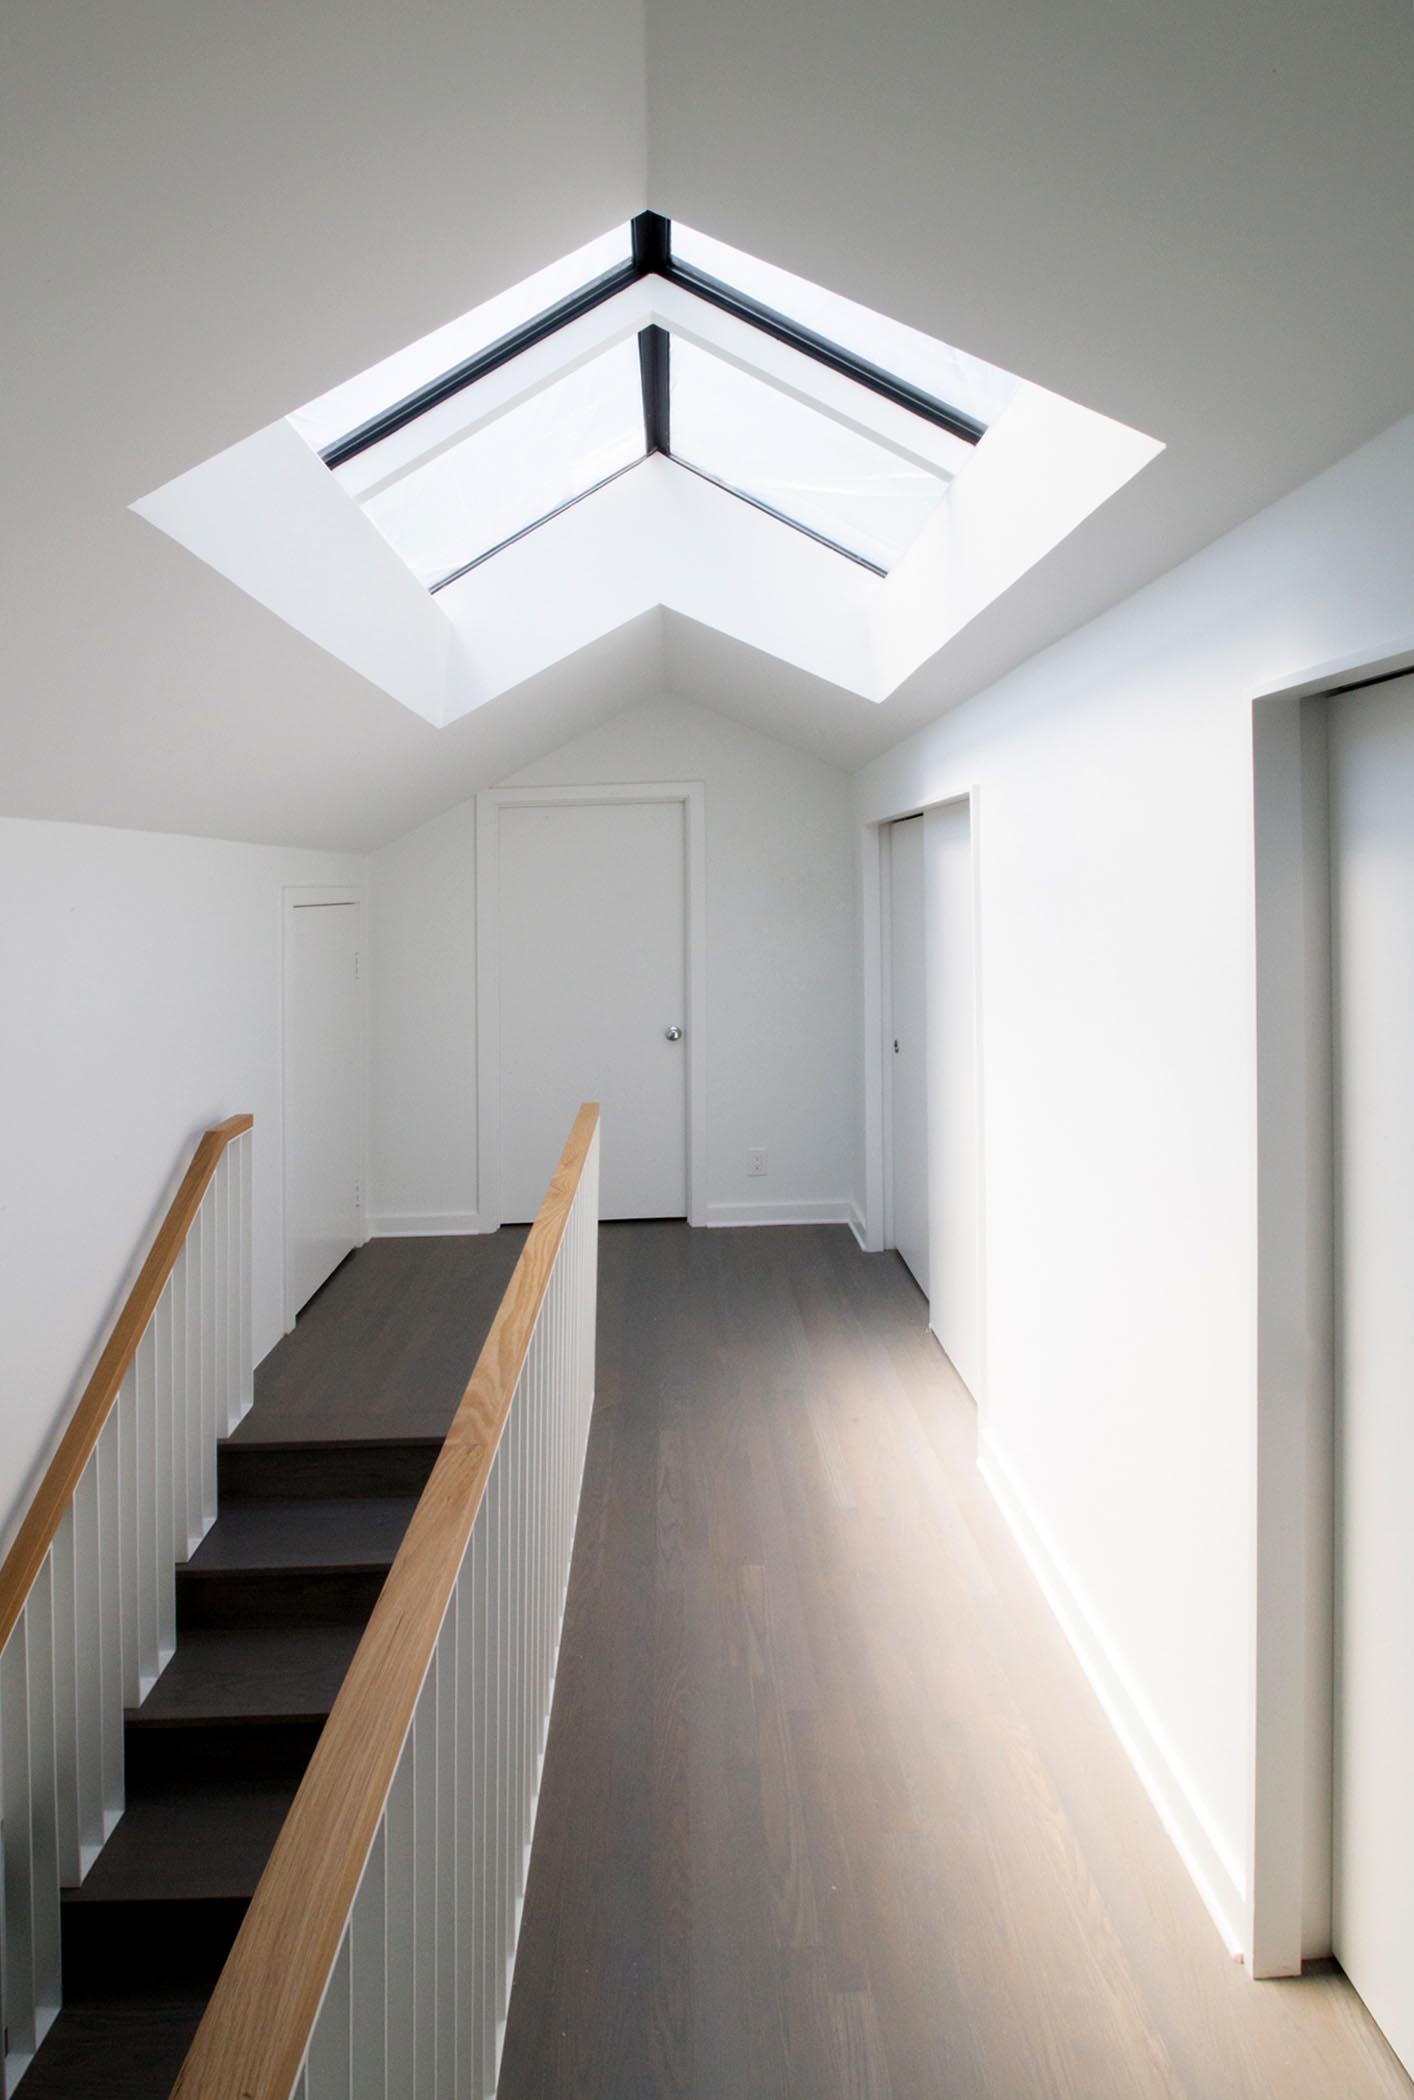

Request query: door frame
[
  {"left": 280, "top": 883, "right": 368, "bottom": 1331},
  {"left": 1248, "top": 633, "right": 1414, "bottom": 1977},
  {"left": 864, "top": 791, "right": 987, "bottom": 1397},
  {"left": 474, "top": 782, "right": 708, "bottom": 1230}
]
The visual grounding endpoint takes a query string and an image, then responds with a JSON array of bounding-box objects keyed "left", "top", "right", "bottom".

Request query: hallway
[{"left": 492, "top": 1222, "right": 1410, "bottom": 2100}]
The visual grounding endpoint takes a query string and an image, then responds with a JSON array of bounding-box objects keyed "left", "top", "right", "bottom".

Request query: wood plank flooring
[{"left": 497, "top": 1222, "right": 1412, "bottom": 2100}]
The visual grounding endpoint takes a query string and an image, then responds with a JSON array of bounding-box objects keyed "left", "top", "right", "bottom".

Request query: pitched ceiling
[{"left": 4, "top": 0, "right": 1412, "bottom": 850}]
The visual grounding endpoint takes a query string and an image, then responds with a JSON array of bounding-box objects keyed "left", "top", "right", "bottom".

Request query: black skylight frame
[{"left": 326, "top": 212, "right": 987, "bottom": 587}]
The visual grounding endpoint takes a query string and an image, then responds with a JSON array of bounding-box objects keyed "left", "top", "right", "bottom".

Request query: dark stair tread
[
  {"left": 183, "top": 1494, "right": 418, "bottom": 1574},
  {"left": 224, "top": 1428, "right": 444, "bottom": 1454},
  {"left": 65, "top": 1778, "right": 295, "bottom": 1905},
  {"left": 130, "top": 1621, "right": 363, "bottom": 1726},
  {"left": 20, "top": 1990, "right": 207, "bottom": 2100}
]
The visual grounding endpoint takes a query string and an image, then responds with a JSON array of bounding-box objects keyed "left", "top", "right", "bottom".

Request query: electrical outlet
[{"left": 747, "top": 1147, "right": 768, "bottom": 1178}]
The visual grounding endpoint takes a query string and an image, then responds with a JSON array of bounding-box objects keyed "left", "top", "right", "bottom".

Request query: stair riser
[
  {"left": 176, "top": 1567, "right": 388, "bottom": 1630},
  {"left": 218, "top": 1441, "right": 439, "bottom": 1500},
  {"left": 124, "top": 1718, "right": 324, "bottom": 1787},
  {"left": 60, "top": 1897, "right": 248, "bottom": 1996}
]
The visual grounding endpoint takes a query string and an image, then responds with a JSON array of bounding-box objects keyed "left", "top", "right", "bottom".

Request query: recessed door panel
[
  {"left": 1330, "top": 673, "right": 1414, "bottom": 2077},
  {"left": 285, "top": 899, "right": 362, "bottom": 1317},
  {"left": 498, "top": 800, "right": 687, "bottom": 1222}
]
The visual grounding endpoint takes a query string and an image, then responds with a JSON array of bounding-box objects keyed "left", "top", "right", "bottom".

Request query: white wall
[
  {"left": 0, "top": 818, "right": 364, "bottom": 1554},
  {"left": 370, "top": 694, "right": 855, "bottom": 1229},
  {"left": 854, "top": 412, "right": 1414, "bottom": 1958}
]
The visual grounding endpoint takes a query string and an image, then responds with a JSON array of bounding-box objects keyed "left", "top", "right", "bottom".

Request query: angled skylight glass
[
  {"left": 671, "top": 221, "right": 1020, "bottom": 430},
  {"left": 289, "top": 224, "right": 633, "bottom": 455},
  {"left": 360, "top": 338, "right": 644, "bottom": 586},
  {"left": 669, "top": 339, "right": 949, "bottom": 573}
]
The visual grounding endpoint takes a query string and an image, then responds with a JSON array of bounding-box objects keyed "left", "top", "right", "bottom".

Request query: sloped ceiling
[{"left": 3, "top": 0, "right": 1412, "bottom": 850}]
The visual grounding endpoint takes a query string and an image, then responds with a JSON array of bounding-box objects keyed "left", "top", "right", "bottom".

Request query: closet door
[{"left": 1329, "top": 672, "right": 1414, "bottom": 2077}]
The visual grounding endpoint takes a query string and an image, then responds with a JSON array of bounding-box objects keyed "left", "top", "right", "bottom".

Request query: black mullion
[
  {"left": 672, "top": 457, "right": 887, "bottom": 577},
  {"left": 662, "top": 258, "right": 986, "bottom": 446},
  {"left": 324, "top": 202, "right": 987, "bottom": 474},
  {"left": 637, "top": 325, "right": 671, "bottom": 456},
  {"left": 631, "top": 210, "right": 671, "bottom": 274},
  {"left": 322, "top": 256, "right": 641, "bottom": 469}
]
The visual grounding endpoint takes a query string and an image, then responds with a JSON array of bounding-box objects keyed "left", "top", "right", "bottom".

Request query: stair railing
[
  {"left": 0, "top": 1115, "right": 254, "bottom": 2093},
  {"left": 170, "top": 1102, "right": 601, "bottom": 2100}
]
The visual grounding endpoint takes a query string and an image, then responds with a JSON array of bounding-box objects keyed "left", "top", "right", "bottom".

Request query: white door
[
  {"left": 498, "top": 799, "right": 687, "bottom": 1222},
  {"left": 284, "top": 897, "right": 362, "bottom": 1317},
  {"left": 889, "top": 815, "right": 928, "bottom": 1294},
  {"left": 925, "top": 799, "right": 980, "bottom": 1391},
  {"left": 1330, "top": 673, "right": 1414, "bottom": 2077}
]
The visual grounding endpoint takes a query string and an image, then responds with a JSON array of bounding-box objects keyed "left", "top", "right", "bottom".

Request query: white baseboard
[
  {"left": 705, "top": 1198, "right": 853, "bottom": 1229},
  {"left": 369, "top": 1211, "right": 490, "bottom": 1237},
  {"left": 848, "top": 1203, "right": 869, "bottom": 1251},
  {"left": 978, "top": 1430, "right": 1249, "bottom": 1962}
]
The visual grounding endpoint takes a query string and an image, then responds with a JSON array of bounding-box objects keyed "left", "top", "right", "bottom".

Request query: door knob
[{"left": 665, "top": 1025, "right": 683, "bottom": 1041}]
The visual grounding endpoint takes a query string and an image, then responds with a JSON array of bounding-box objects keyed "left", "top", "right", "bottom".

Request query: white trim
[
  {"left": 369, "top": 1211, "right": 491, "bottom": 1238},
  {"left": 474, "top": 781, "right": 708, "bottom": 1230},
  {"left": 967, "top": 785, "right": 990, "bottom": 1418},
  {"left": 280, "top": 883, "right": 368, "bottom": 1332},
  {"left": 979, "top": 1430, "right": 1248, "bottom": 1962},
  {"left": 1242, "top": 631, "right": 1414, "bottom": 1976},
  {"left": 705, "top": 1199, "right": 853, "bottom": 1229},
  {"left": 857, "top": 823, "right": 886, "bottom": 1250},
  {"left": 864, "top": 789, "right": 987, "bottom": 1412},
  {"left": 848, "top": 1202, "right": 869, "bottom": 1252}
]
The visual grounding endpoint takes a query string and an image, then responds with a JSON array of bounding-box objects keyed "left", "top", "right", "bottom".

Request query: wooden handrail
[
  {"left": 0, "top": 1113, "right": 253, "bottom": 1655},
  {"left": 170, "top": 1101, "right": 600, "bottom": 2100}
]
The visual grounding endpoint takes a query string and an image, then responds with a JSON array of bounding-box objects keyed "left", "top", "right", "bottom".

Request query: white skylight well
[{"left": 134, "top": 210, "right": 1163, "bottom": 724}]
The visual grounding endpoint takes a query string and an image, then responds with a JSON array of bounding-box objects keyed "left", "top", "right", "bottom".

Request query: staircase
[
  {"left": 3, "top": 1111, "right": 599, "bottom": 2100},
  {"left": 19, "top": 1430, "right": 437, "bottom": 2098}
]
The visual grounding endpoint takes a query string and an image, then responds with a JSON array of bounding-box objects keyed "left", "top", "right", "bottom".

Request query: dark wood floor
[{"left": 491, "top": 1223, "right": 1411, "bottom": 2100}]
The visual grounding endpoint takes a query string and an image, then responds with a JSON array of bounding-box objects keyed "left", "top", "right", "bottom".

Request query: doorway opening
[
  {"left": 876, "top": 795, "right": 984, "bottom": 1396},
  {"left": 1250, "top": 645, "right": 1414, "bottom": 2069},
  {"left": 282, "top": 886, "right": 366, "bottom": 1326}
]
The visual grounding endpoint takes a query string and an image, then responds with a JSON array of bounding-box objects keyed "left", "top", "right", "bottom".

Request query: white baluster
[
  {"left": 200, "top": 1188, "right": 219, "bottom": 1535},
  {"left": 1, "top": 1613, "right": 37, "bottom": 2082},
  {"left": 239, "top": 1129, "right": 255, "bottom": 1421},
  {"left": 116, "top": 1366, "right": 141, "bottom": 1708},
  {"left": 305, "top": 1929, "right": 352, "bottom": 2100},
  {"left": 49, "top": 1507, "right": 81, "bottom": 1889},
  {"left": 454, "top": 1529, "right": 480, "bottom": 2100},
  {"left": 350, "top": 1819, "right": 388, "bottom": 2100},
  {"left": 94, "top": 1415, "right": 124, "bottom": 1833},
  {"left": 134, "top": 1322, "right": 160, "bottom": 1695},
  {"left": 153, "top": 1279, "right": 177, "bottom": 1670},
  {"left": 169, "top": 1243, "right": 192, "bottom": 1560},
  {"left": 412, "top": 1657, "right": 437, "bottom": 2100},
  {"left": 433, "top": 1607, "right": 456, "bottom": 2096},
  {"left": 70, "top": 1458, "right": 106, "bottom": 1873},
  {"left": 385, "top": 1735, "right": 415, "bottom": 2093}
]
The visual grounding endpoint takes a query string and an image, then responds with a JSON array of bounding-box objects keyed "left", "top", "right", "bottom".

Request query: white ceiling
[{"left": 3, "top": 0, "right": 1412, "bottom": 850}]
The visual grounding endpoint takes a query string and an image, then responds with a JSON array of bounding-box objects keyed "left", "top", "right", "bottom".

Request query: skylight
[
  {"left": 136, "top": 212, "right": 1163, "bottom": 725},
  {"left": 299, "top": 211, "right": 1000, "bottom": 588}
]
